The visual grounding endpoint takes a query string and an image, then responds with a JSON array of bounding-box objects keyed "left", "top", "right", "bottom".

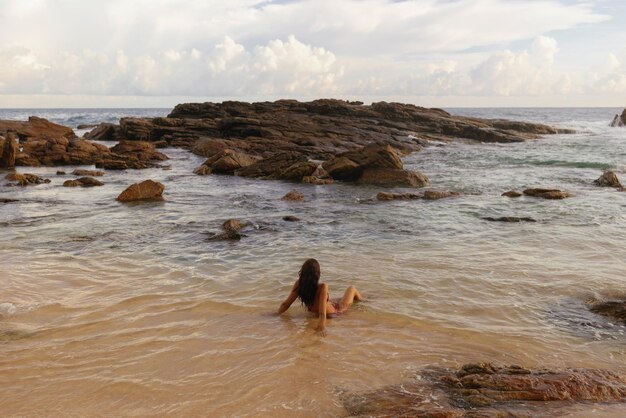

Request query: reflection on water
[{"left": 1, "top": 108, "right": 626, "bottom": 416}]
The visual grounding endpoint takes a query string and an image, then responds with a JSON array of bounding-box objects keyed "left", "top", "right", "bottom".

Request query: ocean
[{"left": 0, "top": 107, "right": 625, "bottom": 416}]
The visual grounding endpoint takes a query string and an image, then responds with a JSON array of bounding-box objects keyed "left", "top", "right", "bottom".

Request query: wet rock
[
  {"left": 236, "top": 151, "right": 308, "bottom": 180},
  {"left": 206, "top": 230, "right": 242, "bottom": 241},
  {"left": 84, "top": 123, "right": 118, "bottom": 141},
  {"left": 610, "top": 109, "right": 626, "bottom": 127},
  {"left": 0, "top": 198, "right": 19, "bottom": 203},
  {"left": 482, "top": 216, "right": 536, "bottom": 223},
  {"left": 523, "top": 188, "right": 570, "bottom": 200},
  {"left": 0, "top": 116, "right": 76, "bottom": 142},
  {"left": 222, "top": 219, "right": 245, "bottom": 232},
  {"left": 376, "top": 192, "right": 420, "bottom": 201},
  {"left": 56, "top": 170, "right": 66, "bottom": 175},
  {"left": 76, "top": 124, "right": 98, "bottom": 130},
  {"left": 587, "top": 299, "right": 626, "bottom": 324},
  {"left": 116, "top": 179, "right": 164, "bottom": 202},
  {"left": 110, "top": 140, "right": 168, "bottom": 163},
  {"left": 194, "top": 149, "right": 259, "bottom": 175},
  {"left": 343, "top": 363, "right": 626, "bottom": 417},
  {"left": 323, "top": 144, "right": 403, "bottom": 181},
  {"left": 501, "top": 190, "right": 522, "bottom": 198},
  {"left": 5, "top": 173, "right": 50, "bottom": 186},
  {"left": 0, "top": 132, "right": 18, "bottom": 168},
  {"left": 594, "top": 171, "right": 623, "bottom": 188},
  {"left": 302, "top": 176, "right": 334, "bottom": 185},
  {"left": 423, "top": 190, "right": 460, "bottom": 200},
  {"left": 72, "top": 169, "right": 104, "bottom": 177},
  {"left": 63, "top": 177, "right": 104, "bottom": 187},
  {"left": 281, "top": 189, "right": 305, "bottom": 202},
  {"left": 282, "top": 215, "right": 300, "bottom": 222},
  {"left": 358, "top": 168, "right": 429, "bottom": 188}
]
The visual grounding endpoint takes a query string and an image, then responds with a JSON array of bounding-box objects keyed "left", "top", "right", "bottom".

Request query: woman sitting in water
[{"left": 277, "top": 258, "right": 363, "bottom": 335}]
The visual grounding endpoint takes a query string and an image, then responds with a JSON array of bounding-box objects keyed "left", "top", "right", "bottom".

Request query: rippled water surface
[{"left": 1, "top": 107, "right": 626, "bottom": 416}]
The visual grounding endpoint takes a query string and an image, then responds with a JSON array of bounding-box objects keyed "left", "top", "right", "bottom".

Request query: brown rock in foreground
[
  {"left": 343, "top": 363, "right": 626, "bottom": 417},
  {"left": 0, "top": 132, "right": 18, "bottom": 169},
  {"left": 594, "top": 170, "right": 623, "bottom": 188},
  {"left": 523, "top": 188, "right": 570, "bottom": 199},
  {"left": 116, "top": 180, "right": 164, "bottom": 202}
]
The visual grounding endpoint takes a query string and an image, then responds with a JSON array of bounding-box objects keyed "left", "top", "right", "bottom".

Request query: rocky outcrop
[
  {"left": 0, "top": 116, "right": 76, "bottom": 142},
  {"left": 343, "top": 363, "right": 626, "bottom": 417},
  {"left": 0, "top": 132, "right": 18, "bottom": 169},
  {"left": 116, "top": 180, "right": 164, "bottom": 202},
  {"left": 194, "top": 149, "right": 260, "bottom": 175},
  {"left": 63, "top": 177, "right": 104, "bottom": 187},
  {"left": 236, "top": 152, "right": 313, "bottom": 181},
  {"left": 523, "top": 188, "right": 570, "bottom": 199},
  {"left": 281, "top": 189, "right": 305, "bottom": 202},
  {"left": 610, "top": 109, "right": 626, "bottom": 127},
  {"left": 594, "top": 170, "right": 623, "bottom": 188},
  {"left": 501, "top": 190, "right": 522, "bottom": 198},
  {"left": 5, "top": 173, "right": 50, "bottom": 186}
]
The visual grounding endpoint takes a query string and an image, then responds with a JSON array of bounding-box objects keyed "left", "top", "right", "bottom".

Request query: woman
[{"left": 277, "top": 258, "right": 363, "bottom": 335}]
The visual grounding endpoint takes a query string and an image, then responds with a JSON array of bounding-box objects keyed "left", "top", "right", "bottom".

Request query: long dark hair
[{"left": 297, "top": 258, "right": 320, "bottom": 308}]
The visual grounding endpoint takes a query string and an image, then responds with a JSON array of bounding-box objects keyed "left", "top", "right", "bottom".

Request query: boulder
[
  {"left": 502, "top": 190, "right": 522, "bottom": 198},
  {"left": 302, "top": 176, "right": 334, "bottom": 185},
  {"left": 423, "top": 190, "right": 460, "bottom": 200},
  {"left": 0, "top": 132, "right": 18, "bottom": 168},
  {"left": 323, "top": 144, "right": 404, "bottom": 181},
  {"left": 5, "top": 172, "right": 50, "bottom": 186},
  {"left": 483, "top": 216, "right": 536, "bottom": 223},
  {"left": 63, "top": 177, "right": 104, "bottom": 187},
  {"left": 587, "top": 299, "right": 626, "bottom": 324},
  {"left": 357, "top": 168, "right": 429, "bottom": 188},
  {"left": 236, "top": 152, "right": 307, "bottom": 179},
  {"left": 594, "top": 171, "right": 623, "bottom": 188},
  {"left": 0, "top": 116, "right": 76, "bottom": 142},
  {"left": 523, "top": 188, "right": 570, "bottom": 199},
  {"left": 376, "top": 192, "right": 420, "bottom": 201},
  {"left": 222, "top": 219, "right": 245, "bottom": 232},
  {"left": 281, "top": 189, "right": 305, "bottom": 202},
  {"left": 610, "top": 109, "right": 626, "bottom": 127},
  {"left": 84, "top": 123, "right": 118, "bottom": 141},
  {"left": 76, "top": 124, "right": 98, "bottom": 130},
  {"left": 56, "top": 171, "right": 66, "bottom": 175},
  {"left": 195, "top": 149, "right": 259, "bottom": 175},
  {"left": 280, "top": 161, "right": 318, "bottom": 181},
  {"left": 343, "top": 363, "right": 626, "bottom": 417},
  {"left": 110, "top": 141, "right": 168, "bottom": 162},
  {"left": 191, "top": 138, "right": 229, "bottom": 157},
  {"left": 72, "top": 169, "right": 104, "bottom": 177},
  {"left": 116, "top": 180, "right": 164, "bottom": 202},
  {"left": 206, "top": 230, "right": 242, "bottom": 241},
  {"left": 283, "top": 215, "right": 300, "bottom": 222}
]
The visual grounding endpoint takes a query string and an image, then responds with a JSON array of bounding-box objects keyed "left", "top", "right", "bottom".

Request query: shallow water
[{"left": 0, "top": 107, "right": 625, "bottom": 416}]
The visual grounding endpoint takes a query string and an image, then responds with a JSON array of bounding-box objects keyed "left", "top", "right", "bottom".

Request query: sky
[{"left": 0, "top": 0, "right": 624, "bottom": 107}]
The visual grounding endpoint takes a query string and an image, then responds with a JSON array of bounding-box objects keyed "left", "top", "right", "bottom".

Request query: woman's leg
[{"left": 337, "top": 285, "right": 363, "bottom": 312}]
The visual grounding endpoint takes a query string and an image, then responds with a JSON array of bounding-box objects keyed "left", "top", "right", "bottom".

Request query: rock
[
  {"left": 191, "top": 138, "right": 229, "bottom": 157},
  {"left": 594, "top": 171, "right": 623, "bottom": 188},
  {"left": 0, "top": 198, "right": 19, "bottom": 203},
  {"left": 342, "top": 363, "right": 626, "bottom": 417},
  {"left": 96, "top": 159, "right": 130, "bottom": 170},
  {"left": 84, "top": 123, "right": 118, "bottom": 141},
  {"left": 116, "top": 180, "right": 165, "bottom": 202},
  {"left": 282, "top": 215, "right": 300, "bottom": 222},
  {"left": 206, "top": 230, "right": 242, "bottom": 241},
  {"left": 587, "top": 299, "right": 626, "bottom": 324},
  {"left": 423, "top": 190, "right": 460, "bottom": 200},
  {"left": 280, "top": 161, "right": 318, "bottom": 181},
  {"left": 376, "top": 192, "right": 420, "bottom": 201},
  {"left": 502, "top": 190, "right": 522, "bottom": 198},
  {"left": 0, "top": 116, "right": 76, "bottom": 142},
  {"left": 63, "top": 177, "right": 104, "bottom": 187},
  {"left": 72, "top": 169, "right": 104, "bottom": 177},
  {"left": 76, "top": 124, "right": 98, "bottom": 130},
  {"left": 482, "top": 216, "right": 536, "bottom": 223},
  {"left": 0, "top": 132, "right": 18, "bottom": 168},
  {"left": 56, "top": 171, "right": 66, "bottom": 175},
  {"left": 281, "top": 189, "right": 304, "bottom": 202},
  {"left": 236, "top": 152, "right": 308, "bottom": 179},
  {"left": 110, "top": 141, "right": 168, "bottom": 162},
  {"left": 222, "top": 219, "right": 245, "bottom": 232},
  {"left": 523, "top": 188, "right": 570, "bottom": 199},
  {"left": 610, "top": 109, "right": 626, "bottom": 127},
  {"left": 193, "top": 165, "right": 212, "bottom": 175},
  {"left": 195, "top": 149, "right": 259, "bottom": 175},
  {"left": 358, "top": 168, "right": 429, "bottom": 188},
  {"left": 5, "top": 172, "right": 50, "bottom": 186},
  {"left": 323, "top": 144, "right": 404, "bottom": 181}
]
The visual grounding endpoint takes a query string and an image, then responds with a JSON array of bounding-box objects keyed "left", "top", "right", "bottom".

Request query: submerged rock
[
  {"left": 5, "top": 173, "right": 50, "bottom": 186},
  {"left": 482, "top": 216, "right": 536, "bottom": 223},
  {"left": 343, "top": 363, "right": 626, "bottom": 417},
  {"left": 423, "top": 190, "right": 460, "bottom": 200},
  {"left": 501, "top": 190, "right": 522, "bottom": 198},
  {"left": 222, "top": 219, "right": 246, "bottom": 232},
  {"left": 0, "top": 132, "right": 18, "bottom": 169},
  {"left": 594, "top": 170, "right": 623, "bottom": 188},
  {"left": 72, "top": 169, "right": 104, "bottom": 177},
  {"left": 116, "top": 179, "right": 164, "bottom": 202},
  {"left": 523, "top": 188, "right": 570, "bottom": 200},
  {"left": 206, "top": 230, "right": 242, "bottom": 241},
  {"left": 281, "top": 189, "right": 305, "bottom": 202},
  {"left": 587, "top": 299, "right": 626, "bottom": 324},
  {"left": 0, "top": 198, "right": 19, "bottom": 203},
  {"left": 376, "top": 191, "right": 420, "bottom": 201},
  {"left": 63, "top": 177, "right": 104, "bottom": 187},
  {"left": 282, "top": 215, "right": 300, "bottom": 222}
]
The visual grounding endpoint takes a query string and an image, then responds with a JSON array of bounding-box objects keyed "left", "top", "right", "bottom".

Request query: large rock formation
[
  {"left": 0, "top": 116, "right": 76, "bottom": 142},
  {"left": 343, "top": 363, "right": 626, "bottom": 417},
  {"left": 610, "top": 109, "right": 626, "bottom": 127},
  {"left": 0, "top": 132, "right": 18, "bottom": 169},
  {"left": 594, "top": 170, "right": 623, "bottom": 188}
]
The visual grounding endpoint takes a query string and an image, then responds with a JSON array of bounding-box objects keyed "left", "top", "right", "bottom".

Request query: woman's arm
[
  {"left": 315, "top": 283, "right": 328, "bottom": 335},
  {"left": 277, "top": 280, "right": 299, "bottom": 314}
]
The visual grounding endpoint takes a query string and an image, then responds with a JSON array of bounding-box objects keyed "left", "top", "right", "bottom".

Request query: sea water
[{"left": 0, "top": 107, "right": 625, "bottom": 416}]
